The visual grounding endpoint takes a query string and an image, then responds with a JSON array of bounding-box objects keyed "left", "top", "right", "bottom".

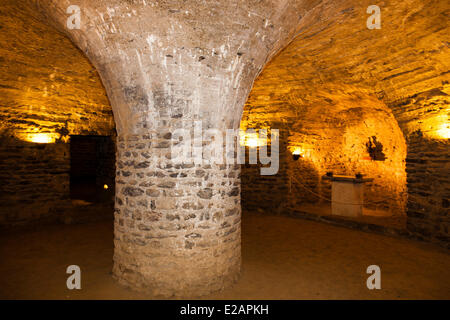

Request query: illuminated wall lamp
[
  {"left": 292, "top": 149, "right": 302, "bottom": 161},
  {"left": 27, "top": 133, "right": 56, "bottom": 143}
]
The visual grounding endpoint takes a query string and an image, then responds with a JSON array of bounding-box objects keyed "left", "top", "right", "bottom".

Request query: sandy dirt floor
[{"left": 0, "top": 212, "right": 449, "bottom": 299}]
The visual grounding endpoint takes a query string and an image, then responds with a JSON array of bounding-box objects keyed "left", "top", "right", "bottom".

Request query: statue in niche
[{"left": 366, "top": 136, "right": 386, "bottom": 161}]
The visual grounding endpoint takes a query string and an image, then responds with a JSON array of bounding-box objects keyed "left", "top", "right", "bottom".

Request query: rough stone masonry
[
  {"left": 25, "top": 0, "right": 306, "bottom": 296},
  {"left": 16, "top": 0, "right": 449, "bottom": 296}
]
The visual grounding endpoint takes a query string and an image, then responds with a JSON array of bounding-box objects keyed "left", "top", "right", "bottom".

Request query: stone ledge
[{"left": 284, "top": 209, "right": 449, "bottom": 250}]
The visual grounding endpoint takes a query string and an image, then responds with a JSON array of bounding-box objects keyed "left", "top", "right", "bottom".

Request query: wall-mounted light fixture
[
  {"left": 436, "top": 122, "right": 449, "bottom": 139},
  {"left": 421, "top": 113, "right": 449, "bottom": 140},
  {"left": 240, "top": 131, "right": 268, "bottom": 148},
  {"left": 21, "top": 133, "right": 59, "bottom": 143},
  {"left": 245, "top": 136, "right": 259, "bottom": 148},
  {"left": 292, "top": 149, "right": 302, "bottom": 161}
]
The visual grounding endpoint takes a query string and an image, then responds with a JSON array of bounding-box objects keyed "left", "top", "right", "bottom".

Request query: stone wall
[
  {"left": 241, "top": 126, "right": 291, "bottom": 214},
  {"left": 0, "top": 136, "right": 69, "bottom": 225},
  {"left": 0, "top": 0, "right": 115, "bottom": 227},
  {"left": 390, "top": 88, "right": 450, "bottom": 243}
]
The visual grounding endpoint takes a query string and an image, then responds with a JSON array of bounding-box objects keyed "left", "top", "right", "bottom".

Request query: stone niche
[
  {"left": 240, "top": 89, "right": 408, "bottom": 226},
  {"left": 239, "top": 0, "right": 449, "bottom": 246}
]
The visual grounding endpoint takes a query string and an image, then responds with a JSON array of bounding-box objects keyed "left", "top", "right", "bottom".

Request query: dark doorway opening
[{"left": 70, "top": 135, "right": 115, "bottom": 204}]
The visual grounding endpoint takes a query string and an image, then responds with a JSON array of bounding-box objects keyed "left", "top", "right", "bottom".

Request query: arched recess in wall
[
  {"left": 0, "top": 0, "right": 116, "bottom": 226},
  {"left": 241, "top": 82, "right": 407, "bottom": 222},
  {"left": 240, "top": 0, "right": 449, "bottom": 237}
]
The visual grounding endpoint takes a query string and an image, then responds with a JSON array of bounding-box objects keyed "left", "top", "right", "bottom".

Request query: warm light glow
[
  {"left": 290, "top": 146, "right": 307, "bottom": 157},
  {"left": 422, "top": 113, "right": 449, "bottom": 140},
  {"left": 26, "top": 133, "right": 56, "bottom": 143},
  {"left": 246, "top": 137, "right": 259, "bottom": 148},
  {"left": 103, "top": 184, "right": 109, "bottom": 190},
  {"left": 435, "top": 123, "right": 450, "bottom": 139},
  {"left": 239, "top": 132, "right": 267, "bottom": 147}
]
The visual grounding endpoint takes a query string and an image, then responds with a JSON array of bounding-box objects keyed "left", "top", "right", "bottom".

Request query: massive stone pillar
[
  {"left": 31, "top": 0, "right": 303, "bottom": 295},
  {"left": 114, "top": 132, "right": 242, "bottom": 296}
]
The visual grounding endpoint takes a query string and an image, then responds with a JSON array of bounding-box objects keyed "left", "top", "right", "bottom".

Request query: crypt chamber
[{"left": 0, "top": 0, "right": 449, "bottom": 300}]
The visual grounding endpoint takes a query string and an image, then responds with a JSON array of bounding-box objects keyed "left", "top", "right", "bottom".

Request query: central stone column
[
  {"left": 108, "top": 75, "right": 249, "bottom": 296},
  {"left": 113, "top": 133, "right": 241, "bottom": 296},
  {"left": 33, "top": 0, "right": 303, "bottom": 297}
]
